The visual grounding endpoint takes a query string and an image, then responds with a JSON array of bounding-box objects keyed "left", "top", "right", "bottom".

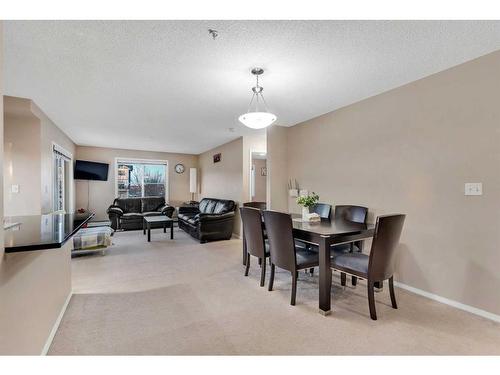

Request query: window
[{"left": 116, "top": 159, "right": 168, "bottom": 199}]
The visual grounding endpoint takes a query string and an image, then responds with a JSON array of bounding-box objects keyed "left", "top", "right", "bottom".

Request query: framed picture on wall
[
  {"left": 261, "top": 167, "right": 267, "bottom": 176},
  {"left": 213, "top": 153, "right": 221, "bottom": 163}
]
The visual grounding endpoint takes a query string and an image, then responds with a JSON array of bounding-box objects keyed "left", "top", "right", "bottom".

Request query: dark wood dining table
[
  {"left": 242, "top": 214, "right": 375, "bottom": 315},
  {"left": 291, "top": 216, "right": 375, "bottom": 315}
]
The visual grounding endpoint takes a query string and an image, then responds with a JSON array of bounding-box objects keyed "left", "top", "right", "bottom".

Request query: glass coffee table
[{"left": 143, "top": 216, "right": 177, "bottom": 242}]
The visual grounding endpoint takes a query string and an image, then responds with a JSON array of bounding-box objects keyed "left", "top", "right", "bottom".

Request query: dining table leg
[{"left": 318, "top": 235, "right": 332, "bottom": 315}]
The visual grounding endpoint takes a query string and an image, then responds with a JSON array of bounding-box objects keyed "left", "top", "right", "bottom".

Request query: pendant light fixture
[{"left": 238, "top": 68, "right": 277, "bottom": 129}]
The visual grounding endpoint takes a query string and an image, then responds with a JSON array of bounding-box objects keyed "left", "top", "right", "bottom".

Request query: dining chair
[
  {"left": 331, "top": 205, "right": 369, "bottom": 286},
  {"left": 332, "top": 205, "right": 368, "bottom": 252},
  {"left": 310, "top": 203, "right": 332, "bottom": 220},
  {"left": 331, "top": 214, "right": 406, "bottom": 320},
  {"left": 242, "top": 201, "right": 268, "bottom": 264},
  {"left": 240, "top": 207, "right": 270, "bottom": 287},
  {"left": 295, "top": 203, "right": 332, "bottom": 253},
  {"left": 263, "top": 210, "right": 319, "bottom": 305},
  {"left": 243, "top": 201, "right": 267, "bottom": 210}
]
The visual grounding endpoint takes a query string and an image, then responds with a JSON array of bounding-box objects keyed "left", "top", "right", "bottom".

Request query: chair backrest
[
  {"left": 243, "top": 201, "right": 267, "bottom": 210},
  {"left": 368, "top": 214, "right": 406, "bottom": 281},
  {"left": 310, "top": 203, "right": 332, "bottom": 220},
  {"left": 334, "top": 205, "right": 368, "bottom": 223},
  {"left": 198, "top": 198, "right": 236, "bottom": 214},
  {"left": 113, "top": 198, "right": 143, "bottom": 213},
  {"left": 262, "top": 211, "right": 296, "bottom": 272},
  {"left": 240, "top": 207, "right": 267, "bottom": 259}
]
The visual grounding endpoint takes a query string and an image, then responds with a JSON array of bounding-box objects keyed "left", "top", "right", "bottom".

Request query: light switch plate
[
  {"left": 465, "top": 183, "right": 482, "bottom": 196},
  {"left": 11, "top": 184, "right": 19, "bottom": 193}
]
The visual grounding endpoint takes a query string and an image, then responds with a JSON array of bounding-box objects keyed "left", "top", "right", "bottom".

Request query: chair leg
[
  {"left": 291, "top": 271, "right": 298, "bottom": 305},
  {"left": 389, "top": 276, "right": 398, "bottom": 309},
  {"left": 244, "top": 253, "right": 250, "bottom": 276},
  {"left": 351, "top": 276, "right": 357, "bottom": 286},
  {"left": 260, "top": 259, "right": 266, "bottom": 287},
  {"left": 368, "top": 281, "right": 377, "bottom": 320},
  {"left": 268, "top": 264, "right": 275, "bottom": 291},
  {"left": 309, "top": 268, "right": 314, "bottom": 275},
  {"left": 258, "top": 257, "right": 262, "bottom": 266},
  {"left": 341, "top": 272, "right": 346, "bottom": 287}
]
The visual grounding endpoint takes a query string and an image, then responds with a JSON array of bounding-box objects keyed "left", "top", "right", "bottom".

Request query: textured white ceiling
[{"left": 4, "top": 21, "right": 500, "bottom": 154}]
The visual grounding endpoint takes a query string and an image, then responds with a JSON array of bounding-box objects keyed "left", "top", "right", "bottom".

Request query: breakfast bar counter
[{"left": 4, "top": 212, "right": 94, "bottom": 253}]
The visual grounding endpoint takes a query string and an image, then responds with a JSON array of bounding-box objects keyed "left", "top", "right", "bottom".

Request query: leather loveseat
[
  {"left": 178, "top": 198, "right": 236, "bottom": 243},
  {"left": 107, "top": 197, "right": 175, "bottom": 231}
]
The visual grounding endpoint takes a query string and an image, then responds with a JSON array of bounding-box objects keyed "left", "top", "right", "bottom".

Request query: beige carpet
[{"left": 49, "top": 229, "right": 500, "bottom": 355}]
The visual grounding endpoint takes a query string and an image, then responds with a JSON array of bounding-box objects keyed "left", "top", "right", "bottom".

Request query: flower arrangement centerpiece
[{"left": 296, "top": 192, "right": 319, "bottom": 221}]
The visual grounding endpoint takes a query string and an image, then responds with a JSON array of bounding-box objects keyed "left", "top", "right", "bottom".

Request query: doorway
[{"left": 250, "top": 151, "right": 267, "bottom": 203}]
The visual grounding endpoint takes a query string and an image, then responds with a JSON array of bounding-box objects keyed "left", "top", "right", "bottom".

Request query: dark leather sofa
[
  {"left": 107, "top": 197, "right": 175, "bottom": 231},
  {"left": 178, "top": 198, "right": 236, "bottom": 243}
]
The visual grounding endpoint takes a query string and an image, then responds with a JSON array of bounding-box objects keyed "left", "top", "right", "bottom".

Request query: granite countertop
[{"left": 4, "top": 212, "right": 94, "bottom": 253}]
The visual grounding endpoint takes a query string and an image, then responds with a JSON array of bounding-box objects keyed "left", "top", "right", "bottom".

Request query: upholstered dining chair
[
  {"left": 310, "top": 203, "right": 332, "bottom": 220},
  {"left": 331, "top": 205, "right": 369, "bottom": 286},
  {"left": 295, "top": 203, "right": 332, "bottom": 253},
  {"left": 331, "top": 214, "right": 406, "bottom": 320},
  {"left": 263, "top": 210, "right": 319, "bottom": 305},
  {"left": 240, "top": 207, "right": 270, "bottom": 287},
  {"left": 332, "top": 205, "right": 368, "bottom": 253},
  {"left": 243, "top": 201, "right": 267, "bottom": 210}
]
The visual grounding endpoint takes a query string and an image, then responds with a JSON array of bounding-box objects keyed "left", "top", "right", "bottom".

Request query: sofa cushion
[
  {"left": 141, "top": 197, "right": 165, "bottom": 213},
  {"left": 114, "top": 198, "right": 142, "bottom": 214},
  {"left": 203, "top": 200, "right": 217, "bottom": 213},
  {"left": 178, "top": 213, "right": 195, "bottom": 221},
  {"left": 213, "top": 200, "right": 233, "bottom": 214},
  {"left": 142, "top": 211, "right": 163, "bottom": 217},
  {"left": 199, "top": 199, "right": 210, "bottom": 213},
  {"left": 122, "top": 212, "right": 144, "bottom": 220}
]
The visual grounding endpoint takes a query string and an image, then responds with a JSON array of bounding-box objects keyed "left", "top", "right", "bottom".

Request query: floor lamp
[{"left": 189, "top": 168, "right": 197, "bottom": 203}]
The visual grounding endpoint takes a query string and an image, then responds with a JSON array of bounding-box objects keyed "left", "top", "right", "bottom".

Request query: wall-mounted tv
[{"left": 74, "top": 160, "right": 109, "bottom": 181}]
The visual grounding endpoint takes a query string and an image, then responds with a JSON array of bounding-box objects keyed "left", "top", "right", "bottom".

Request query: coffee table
[{"left": 143, "top": 216, "right": 177, "bottom": 242}]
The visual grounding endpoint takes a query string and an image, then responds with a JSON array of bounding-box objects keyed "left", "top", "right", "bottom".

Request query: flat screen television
[{"left": 74, "top": 160, "right": 109, "bottom": 181}]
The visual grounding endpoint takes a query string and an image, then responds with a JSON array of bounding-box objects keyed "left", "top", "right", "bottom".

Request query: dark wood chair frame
[
  {"left": 333, "top": 205, "right": 369, "bottom": 286},
  {"left": 331, "top": 214, "right": 406, "bottom": 320},
  {"left": 240, "top": 207, "right": 270, "bottom": 287},
  {"left": 263, "top": 210, "right": 319, "bottom": 305}
]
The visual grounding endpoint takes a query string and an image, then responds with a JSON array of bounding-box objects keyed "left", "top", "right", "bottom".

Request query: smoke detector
[{"left": 208, "top": 29, "right": 218, "bottom": 40}]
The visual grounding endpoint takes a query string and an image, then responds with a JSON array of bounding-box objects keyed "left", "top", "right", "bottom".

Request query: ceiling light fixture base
[{"left": 251, "top": 67, "right": 264, "bottom": 76}]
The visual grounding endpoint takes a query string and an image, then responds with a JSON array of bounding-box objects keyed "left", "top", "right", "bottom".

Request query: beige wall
[
  {"left": 34, "top": 102, "right": 76, "bottom": 214},
  {"left": 3, "top": 96, "right": 76, "bottom": 216},
  {"left": 3, "top": 108, "right": 42, "bottom": 216},
  {"left": 252, "top": 158, "right": 267, "bottom": 202},
  {"left": 283, "top": 50, "right": 500, "bottom": 316},
  {"left": 199, "top": 137, "right": 243, "bottom": 236},
  {"left": 266, "top": 125, "right": 288, "bottom": 211},
  {"left": 75, "top": 146, "right": 198, "bottom": 218},
  {"left": 0, "top": 240, "right": 72, "bottom": 355}
]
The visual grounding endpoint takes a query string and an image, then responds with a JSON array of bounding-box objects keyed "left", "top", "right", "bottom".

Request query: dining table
[{"left": 242, "top": 213, "right": 375, "bottom": 315}]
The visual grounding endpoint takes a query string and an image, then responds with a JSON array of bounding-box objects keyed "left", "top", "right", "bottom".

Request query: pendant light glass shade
[
  {"left": 238, "top": 112, "right": 277, "bottom": 129},
  {"left": 239, "top": 68, "right": 277, "bottom": 129}
]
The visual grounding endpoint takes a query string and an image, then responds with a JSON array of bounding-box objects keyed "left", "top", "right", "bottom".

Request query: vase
[{"left": 302, "top": 206, "right": 309, "bottom": 221}]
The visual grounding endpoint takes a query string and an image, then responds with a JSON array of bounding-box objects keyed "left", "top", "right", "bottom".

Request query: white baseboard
[
  {"left": 394, "top": 281, "right": 500, "bottom": 323},
  {"left": 41, "top": 292, "right": 72, "bottom": 355}
]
